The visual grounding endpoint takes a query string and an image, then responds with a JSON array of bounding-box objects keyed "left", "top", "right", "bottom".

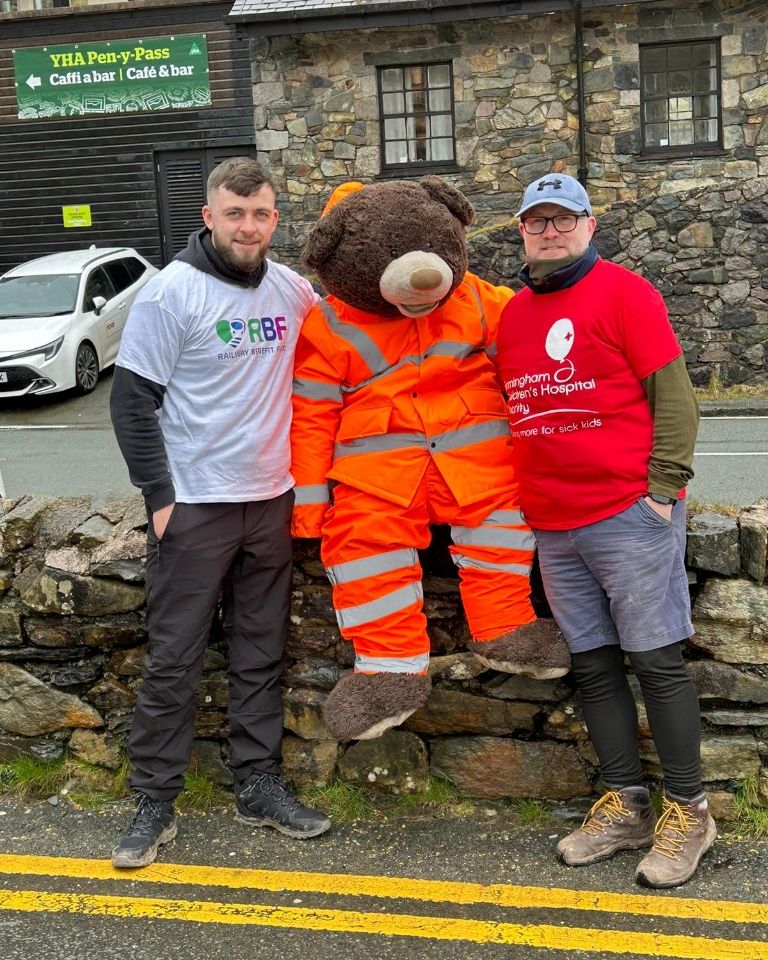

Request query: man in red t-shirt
[{"left": 497, "top": 173, "right": 715, "bottom": 889}]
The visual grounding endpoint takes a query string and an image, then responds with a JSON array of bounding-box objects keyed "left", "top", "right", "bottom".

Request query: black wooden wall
[{"left": 0, "top": 1, "right": 255, "bottom": 274}]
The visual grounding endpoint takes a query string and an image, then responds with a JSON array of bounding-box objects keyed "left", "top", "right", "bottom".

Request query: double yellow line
[{"left": 0, "top": 854, "right": 765, "bottom": 958}]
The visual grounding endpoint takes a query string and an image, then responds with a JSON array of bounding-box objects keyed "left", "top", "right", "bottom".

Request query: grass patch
[
  {"left": 389, "top": 776, "right": 470, "bottom": 817},
  {"left": 298, "top": 780, "right": 374, "bottom": 822},
  {"left": 0, "top": 755, "right": 69, "bottom": 798},
  {"left": 686, "top": 496, "right": 741, "bottom": 518},
  {"left": 694, "top": 372, "right": 768, "bottom": 402},
  {"left": 733, "top": 777, "right": 768, "bottom": 840},
  {"left": 507, "top": 797, "right": 550, "bottom": 827},
  {"left": 176, "top": 771, "right": 231, "bottom": 812}
]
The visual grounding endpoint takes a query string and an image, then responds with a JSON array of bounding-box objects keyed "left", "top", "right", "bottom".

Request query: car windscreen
[{"left": 0, "top": 273, "right": 80, "bottom": 318}]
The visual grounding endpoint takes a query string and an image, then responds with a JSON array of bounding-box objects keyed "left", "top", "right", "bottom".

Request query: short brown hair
[{"left": 206, "top": 157, "right": 276, "bottom": 202}]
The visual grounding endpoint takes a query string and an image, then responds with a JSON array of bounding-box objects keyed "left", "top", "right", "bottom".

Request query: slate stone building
[{"left": 230, "top": 0, "right": 768, "bottom": 387}]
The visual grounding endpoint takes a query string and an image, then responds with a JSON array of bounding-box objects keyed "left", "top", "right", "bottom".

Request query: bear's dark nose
[{"left": 410, "top": 267, "right": 444, "bottom": 291}]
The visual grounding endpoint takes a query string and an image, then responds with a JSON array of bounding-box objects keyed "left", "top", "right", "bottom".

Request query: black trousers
[{"left": 128, "top": 493, "right": 294, "bottom": 802}]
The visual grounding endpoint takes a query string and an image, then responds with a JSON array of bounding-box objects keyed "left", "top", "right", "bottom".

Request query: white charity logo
[{"left": 545, "top": 317, "right": 575, "bottom": 362}]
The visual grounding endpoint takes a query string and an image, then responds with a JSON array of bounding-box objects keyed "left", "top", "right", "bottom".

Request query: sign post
[{"left": 13, "top": 34, "right": 210, "bottom": 120}]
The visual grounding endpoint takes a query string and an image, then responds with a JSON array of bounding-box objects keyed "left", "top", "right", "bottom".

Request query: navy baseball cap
[{"left": 516, "top": 173, "right": 592, "bottom": 217}]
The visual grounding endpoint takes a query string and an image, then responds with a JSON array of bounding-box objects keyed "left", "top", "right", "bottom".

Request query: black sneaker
[
  {"left": 235, "top": 773, "right": 331, "bottom": 839},
  {"left": 111, "top": 793, "right": 177, "bottom": 869}
]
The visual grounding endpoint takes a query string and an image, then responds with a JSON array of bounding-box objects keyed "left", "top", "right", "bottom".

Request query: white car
[{"left": 0, "top": 247, "right": 158, "bottom": 397}]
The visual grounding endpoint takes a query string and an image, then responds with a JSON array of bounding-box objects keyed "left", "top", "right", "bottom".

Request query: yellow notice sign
[{"left": 62, "top": 205, "right": 92, "bottom": 227}]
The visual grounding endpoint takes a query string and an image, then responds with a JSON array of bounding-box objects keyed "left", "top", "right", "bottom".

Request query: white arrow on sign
[{"left": 26, "top": 74, "right": 41, "bottom": 89}]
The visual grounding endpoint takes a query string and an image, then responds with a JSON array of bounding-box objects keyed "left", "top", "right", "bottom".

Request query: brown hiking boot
[
  {"left": 635, "top": 794, "right": 717, "bottom": 888},
  {"left": 557, "top": 788, "right": 656, "bottom": 866}
]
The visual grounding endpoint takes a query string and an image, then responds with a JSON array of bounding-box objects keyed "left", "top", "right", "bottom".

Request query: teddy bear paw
[
  {"left": 469, "top": 620, "right": 571, "bottom": 679},
  {"left": 323, "top": 672, "right": 432, "bottom": 741}
]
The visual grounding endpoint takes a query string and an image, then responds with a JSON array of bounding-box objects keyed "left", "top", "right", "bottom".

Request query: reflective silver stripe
[
  {"left": 482, "top": 509, "right": 525, "bottom": 526},
  {"left": 451, "top": 525, "right": 536, "bottom": 551},
  {"left": 293, "top": 484, "right": 330, "bottom": 505},
  {"left": 336, "top": 581, "right": 423, "bottom": 629},
  {"left": 326, "top": 548, "right": 419, "bottom": 586},
  {"left": 341, "top": 354, "right": 421, "bottom": 395},
  {"left": 321, "top": 300, "right": 389, "bottom": 376},
  {"left": 334, "top": 431, "right": 427, "bottom": 459},
  {"left": 466, "top": 283, "right": 487, "bottom": 347},
  {"left": 293, "top": 378, "right": 343, "bottom": 403},
  {"left": 452, "top": 552, "right": 531, "bottom": 576},
  {"left": 485, "top": 341, "right": 498, "bottom": 358},
  {"left": 429, "top": 341, "right": 476, "bottom": 361},
  {"left": 355, "top": 653, "right": 430, "bottom": 674},
  {"left": 430, "top": 419, "right": 510, "bottom": 453}
]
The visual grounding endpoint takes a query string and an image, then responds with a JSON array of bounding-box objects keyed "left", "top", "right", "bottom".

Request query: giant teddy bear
[{"left": 291, "top": 176, "right": 570, "bottom": 741}]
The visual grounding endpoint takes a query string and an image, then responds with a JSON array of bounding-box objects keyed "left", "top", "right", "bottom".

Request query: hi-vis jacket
[{"left": 291, "top": 274, "right": 517, "bottom": 538}]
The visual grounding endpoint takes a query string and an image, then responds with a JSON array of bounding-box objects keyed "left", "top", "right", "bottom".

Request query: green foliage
[
  {"left": 390, "top": 776, "right": 467, "bottom": 816},
  {"left": 508, "top": 797, "right": 549, "bottom": 826},
  {"left": 694, "top": 372, "right": 768, "bottom": 402},
  {"left": 175, "top": 771, "right": 230, "bottom": 812},
  {"left": 0, "top": 755, "right": 69, "bottom": 798},
  {"left": 298, "top": 780, "right": 374, "bottom": 822},
  {"left": 733, "top": 777, "right": 768, "bottom": 839}
]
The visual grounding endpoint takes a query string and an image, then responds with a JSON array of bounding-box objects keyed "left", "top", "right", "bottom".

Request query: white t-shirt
[{"left": 116, "top": 259, "right": 317, "bottom": 503}]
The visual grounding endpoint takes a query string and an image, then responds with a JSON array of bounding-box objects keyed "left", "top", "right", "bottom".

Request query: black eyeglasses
[{"left": 520, "top": 213, "right": 589, "bottom": 235}]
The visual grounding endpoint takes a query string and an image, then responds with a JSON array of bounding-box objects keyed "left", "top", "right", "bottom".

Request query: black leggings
[{"left": 571, "top": 642, "right": 703, "bottom": 800}]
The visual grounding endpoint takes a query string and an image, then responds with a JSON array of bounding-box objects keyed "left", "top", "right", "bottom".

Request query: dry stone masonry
[{"left": 1, "top": 493, "right": 767, "bottom": 816}]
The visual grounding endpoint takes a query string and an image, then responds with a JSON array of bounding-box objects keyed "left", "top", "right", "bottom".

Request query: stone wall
[
  {"left": 251, "top": 0, "right": 768, "bottom": 386},
  {"left": 1, "top": 494, "right": 767, "bottom": 814}
]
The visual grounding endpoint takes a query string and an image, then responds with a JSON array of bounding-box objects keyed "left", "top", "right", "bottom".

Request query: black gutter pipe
[{"left": 575, "top": 0, "right": 588, "bottom": 186}]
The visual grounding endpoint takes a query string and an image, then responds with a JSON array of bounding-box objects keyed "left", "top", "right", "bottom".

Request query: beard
[{"left": 219, "top": 242, "right": 267, "bottom": 275}]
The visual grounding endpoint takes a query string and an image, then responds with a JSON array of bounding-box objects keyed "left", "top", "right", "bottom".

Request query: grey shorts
[{"left": 533, "top": 497, "right": 693, "bottom": 654}]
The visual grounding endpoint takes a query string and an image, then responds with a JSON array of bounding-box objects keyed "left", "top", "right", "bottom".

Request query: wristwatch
[{"left": 647, "top": 493, "right": 676, "bottom": 505}]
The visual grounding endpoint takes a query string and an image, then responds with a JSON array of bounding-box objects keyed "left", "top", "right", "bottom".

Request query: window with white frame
[
  {"left": 377, "top": 62, "right": 456, "bottom": 171},
  {"left": 640, "top": 40, "right": 722, "bottom": 155}
]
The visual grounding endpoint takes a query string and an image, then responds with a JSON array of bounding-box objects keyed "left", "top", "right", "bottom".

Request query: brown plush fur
[
  {"left": 302, "top": 177, "right": 474, "bottom": 317},
  {"left": 469, "top": 619, "right": 572, "bottom": 679},
  {"left": 323, "top": 672, "right": 432, "bottom": 741}
]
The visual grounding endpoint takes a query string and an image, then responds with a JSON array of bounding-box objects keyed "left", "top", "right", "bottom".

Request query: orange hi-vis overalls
[{"left": 291, "top": 273, "right": 537, "bottom": 675}]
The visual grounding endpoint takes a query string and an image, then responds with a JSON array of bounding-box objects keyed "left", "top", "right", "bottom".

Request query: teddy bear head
[{"left": 302, "top": 176, "right": 475, "bottom": 319}]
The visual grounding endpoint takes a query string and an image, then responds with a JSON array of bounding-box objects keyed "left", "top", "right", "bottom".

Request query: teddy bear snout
[{"left": 379, "top": 250, "right": 454, "bottom": 316}]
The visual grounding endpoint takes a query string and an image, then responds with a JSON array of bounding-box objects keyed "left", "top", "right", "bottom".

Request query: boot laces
[
  {"left": 246, "top": 773, "right": 300, "bottom": 813},
  {"left": 650, "top": 800, "right": 698, "bottom": 860},
  {"left": 128, "top": 795, "right": 171, "bottom": 839},
  {"left": 581, "top": 791, "right": 630, "bottom": 836}
]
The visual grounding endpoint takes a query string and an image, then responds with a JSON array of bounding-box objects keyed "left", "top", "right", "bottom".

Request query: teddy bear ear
[
  {"left": 419, "top": 176, "right": 476, "bottom": 227},
  {"left": 302, "top": 210, "right": 345, "bottom": 268}
]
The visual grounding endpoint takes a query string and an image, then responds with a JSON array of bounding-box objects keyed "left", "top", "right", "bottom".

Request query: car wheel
[{"left": 74, "top": 342, "right": 99, "bottom": 394}]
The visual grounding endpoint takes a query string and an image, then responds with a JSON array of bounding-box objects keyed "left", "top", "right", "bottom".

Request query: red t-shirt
[{"left": 497, "top": 258, "right": 682, "bottom": 530}]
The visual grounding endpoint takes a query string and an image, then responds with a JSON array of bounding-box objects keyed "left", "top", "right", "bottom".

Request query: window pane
[
  {"left": 430, "top": 137, "right": 454, "bottom": 161},
  {"left": 405, "top": 89, "right": 427, "bottom": 113},
  {"left": 382, "top": 92, "right": 404, "bottom": 115},
  {"left": 644, "top": 122, "right": 669, "bottom": 147},
  {"left": 407, "top": 115, "right": 429, "bottom": 139},
  {"left": 692, "top": 42, "right": 716, "bottom": 68},
  {"left": 668, "top": 70, "right": 692, "bottom": 95},
  {"left": 380, "top": 68, "right": 402, "bottom": 93},
  {"left": 408, "top": 138, "right": 428, "bottom": 161},
  {"left": 694, "top": 94, "right": 718, "bottom": 118},
  {"left": 431, "top": 114, "right": 453, "bottom": 137},
  {"left": 669, "top": 96, "right": 692, "bottom": 119},
  {"left": 428, "top": 63, "right": 450, "bottom": 87},
  {"left": 405, "top": 66, "right": 425, "bottom": 89},
  {"left": 429, "top": 88, "right": 451, "bottom": 112},
  {"left": 385, "top": 140, "right": 408, "bottom": 164},
  {"left": 667, "top": 44, "right": 691, "bottom": 68},
  {"left": 642, "top": 46, "right": 667, "bottom": 72},
  {"left": 694, "top": 118, "right": 718, "bottom": 143},
  {"left": 643, "top": 73, "right": 667, "bottom": 96},
  {"left": 644, "top": 99, "right": 669, "bottom": 123},
  {"left": 693, "top": 67, "right": 717, "bottom": 93},
  {"left": 384, "top": 117, "right": 406, "bottom": 140},
  {"left": 669, "top": 120, "right": 694, "bottom": 145}
]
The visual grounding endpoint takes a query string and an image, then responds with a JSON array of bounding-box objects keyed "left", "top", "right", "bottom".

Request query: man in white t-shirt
[{"left": 110, "top": 157, "right": 329, "bottom": 868}]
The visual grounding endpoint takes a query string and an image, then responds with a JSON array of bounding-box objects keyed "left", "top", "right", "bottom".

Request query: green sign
[
  {"left": 62, "top": 204, "right": 92, "bottom": 227},
  {"left": 14, "top": 34, "right": 210, "bottom": 120}
]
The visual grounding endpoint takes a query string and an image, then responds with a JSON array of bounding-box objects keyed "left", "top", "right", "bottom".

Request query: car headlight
[{"left": 42, "top": 335, "right": 65, "bottom": 361}]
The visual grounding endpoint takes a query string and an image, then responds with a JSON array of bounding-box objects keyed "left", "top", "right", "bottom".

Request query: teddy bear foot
[
  {"left": 323, "top": 672, "right": 432, "bottom": 741},
  {"left": 469, "top": 620, "right": 571, "bottom": 679}
]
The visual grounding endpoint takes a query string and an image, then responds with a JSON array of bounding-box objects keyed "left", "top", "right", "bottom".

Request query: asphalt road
[
  {"left": 0, "top": 796, "right": 766, "bottom": 960},
  {"left": 0, "top": 372, "right": 765, "bottom": 506}
]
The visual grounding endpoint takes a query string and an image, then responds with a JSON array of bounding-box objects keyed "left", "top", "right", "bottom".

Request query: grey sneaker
[
  {"left": 111, "top": 793, "right": 177, "bottom": 869},
  {"left": 557, "top": 788, "right": 656, "bottom": 866},
  {"left": 236, "top": 772, "right": 331, "bottom": 839},
  {"left": 635, "top": 794, "right": 717, "bottom": 888}
]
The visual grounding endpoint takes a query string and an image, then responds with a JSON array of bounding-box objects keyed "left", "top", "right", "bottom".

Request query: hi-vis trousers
[{"left": 320, "top": 462, "right": 536, "bottom": 674}]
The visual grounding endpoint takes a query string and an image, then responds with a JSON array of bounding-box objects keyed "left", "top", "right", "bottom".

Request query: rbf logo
[{"left": 215, "top": 317, "right": 287, "bottom": 345}]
